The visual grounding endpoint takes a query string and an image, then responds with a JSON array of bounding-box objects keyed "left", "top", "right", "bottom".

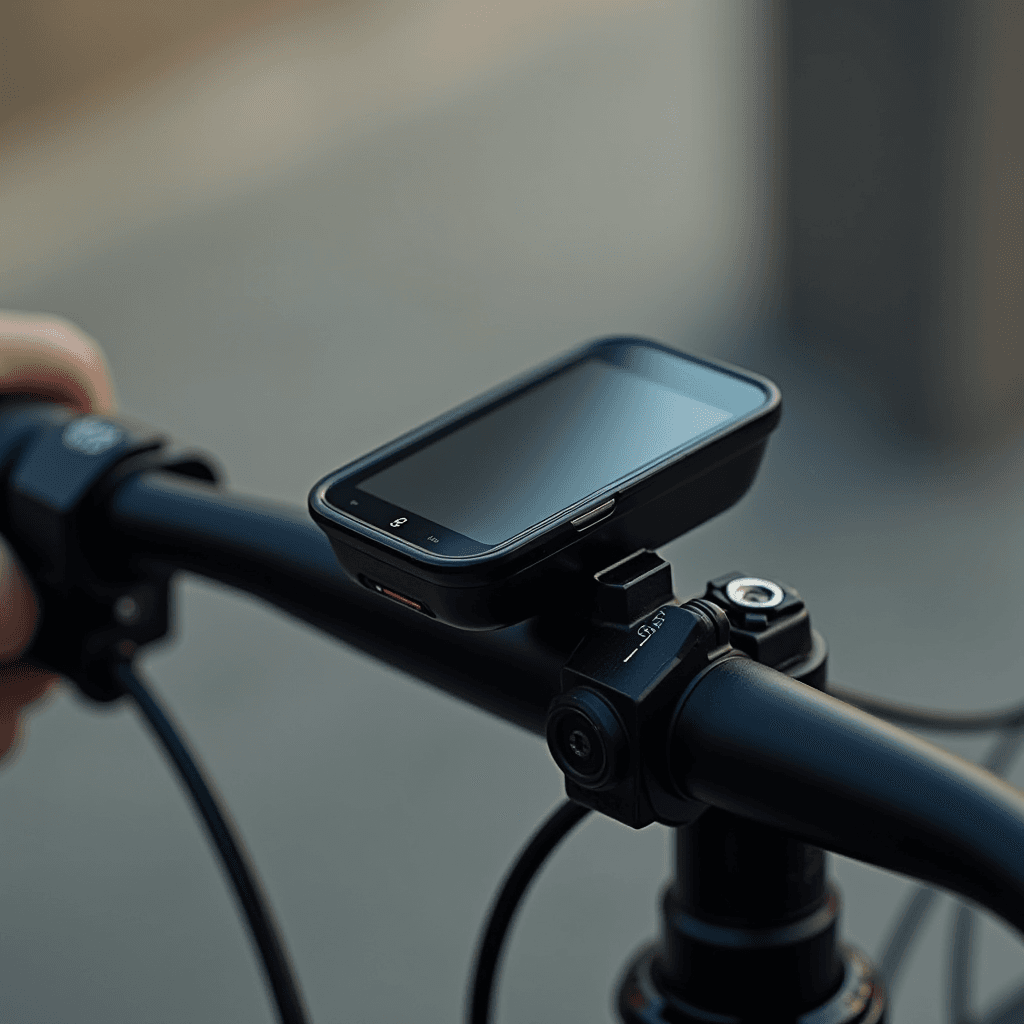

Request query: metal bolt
[
  {"left": 546, "top": 688, "right": 626, "bottom": 790},
  {"left": 568, "top": 729, "right": 592, "bottom": 760},
  {"left": 725, "top": 577, "right": 784, "bottom": 610},
  {"left": 114, "top": 594, "right": 141, "bottom": 624}
]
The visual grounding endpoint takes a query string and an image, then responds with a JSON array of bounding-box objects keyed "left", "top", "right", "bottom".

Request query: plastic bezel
[{"left": 309, "top": 338, "right": 779, "bottom": 576}]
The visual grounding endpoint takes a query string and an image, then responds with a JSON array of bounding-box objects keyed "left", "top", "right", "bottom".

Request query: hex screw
[{"left": 114, "top": 594, "right": 141, "bottom": 625}]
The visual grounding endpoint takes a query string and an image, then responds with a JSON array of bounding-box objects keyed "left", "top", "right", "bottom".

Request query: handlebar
[
  {"left": 4, "top": 401, "right": 1024, "bottom": 944},
  {"left": 107, "top": 469, "right": 570, "bottom": 734},
  {"left": 108, "top": 473, "right": 1024, "bottom": 939}
]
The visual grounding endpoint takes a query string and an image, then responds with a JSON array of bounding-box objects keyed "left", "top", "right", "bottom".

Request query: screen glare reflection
[{"left": 359, "top": 360, "right": 733, "bottom": 546}]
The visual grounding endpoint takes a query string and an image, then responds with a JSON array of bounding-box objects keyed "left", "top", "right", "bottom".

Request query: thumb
[
  {"left": 0, "top": 540, "right": 57, "bottom": 763},
  {"left": 0, "top": 664, "right": 58, "bottom": 762},
  {"left": 0, "top": 536, "right": 39, "bottom": 662}
]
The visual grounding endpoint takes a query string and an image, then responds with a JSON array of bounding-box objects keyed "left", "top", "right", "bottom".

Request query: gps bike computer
[{"left": 309, "top": 337, "right": 780, "bottom": 629}]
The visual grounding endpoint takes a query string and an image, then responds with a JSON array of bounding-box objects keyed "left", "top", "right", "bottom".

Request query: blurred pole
[{"left": 782, "top": 1, "right": 1023, "bottom": 443}]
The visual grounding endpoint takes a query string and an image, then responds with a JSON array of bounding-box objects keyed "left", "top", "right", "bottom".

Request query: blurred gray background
[{"left": 2, "top": 1, "right": 1023, "bottom": 1022}]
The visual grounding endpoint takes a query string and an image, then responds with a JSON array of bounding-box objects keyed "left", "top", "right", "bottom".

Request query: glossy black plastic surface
[
  {"left": 672, "top": 656, "right": 1024, "bottom": 938},
  {"left": 309, "top": 338, "right": 780, "bottom": 629},
  {"left": 550, "top": 598, "right": 727, "bottom": 829},
  {"left": 627, "top": 815, "right": 869, "bottom": 1023}
]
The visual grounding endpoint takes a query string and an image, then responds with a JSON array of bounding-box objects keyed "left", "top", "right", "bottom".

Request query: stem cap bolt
[{"left": 724, "top": 577, "right": 785, "bottom": 610}]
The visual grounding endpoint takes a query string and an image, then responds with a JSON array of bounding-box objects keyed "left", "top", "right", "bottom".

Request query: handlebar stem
[{"left": 673, "top": 655, "right": 1024, "bottom": 938}]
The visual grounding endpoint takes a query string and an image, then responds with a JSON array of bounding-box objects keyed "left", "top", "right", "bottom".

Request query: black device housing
[
  {"left": 309, "top": 338, "right": 781, "bottom": 629},
  {"left": 0, "top": 400, "right": 219, "bottom": 700}
]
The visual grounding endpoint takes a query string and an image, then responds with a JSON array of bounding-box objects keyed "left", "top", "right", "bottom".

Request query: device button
[{"left": 571, "top": 497, "right": 616, "bottom": 531}]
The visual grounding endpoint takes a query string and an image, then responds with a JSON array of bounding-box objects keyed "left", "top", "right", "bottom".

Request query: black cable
[
  {"left": 876, "top": 728, "right": 1024, "bottom": 992},
  {"left": 834, "top": 679, "right": 1024, "bottom": 1008},
  {"left": 877, "top": 886, "right": 939, "bottom": 989},
  {"left": 980, "top": 978, "right": 1024, "bottom": 1024},
  {"left": 467, "top": 800, "right": 591, "bottom": 1024},
  {"left": 779, "top": 680, "right": 1024, "bottom": 1001},
  {"left": 982, "top": 728, "right": 1024, "bottom": 778},
  {"left": 949, "top": 904, "right": 976, "bottom": 1024},
  {"left": 114, "top": 662, "right": 309, "bottom": 1024},
  {"left": 874, "top": 724, "right": 1024, "bottom": 1005},
  {"left": 830, "top": 685, "right": 1024, "bottom": 733}
]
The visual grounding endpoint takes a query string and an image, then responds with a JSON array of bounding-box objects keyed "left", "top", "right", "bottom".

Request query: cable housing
[
  {"left": 467, "top": 800, "right": 591, "bottom": 1024},
  {"left": 116, "top": 663, "right": 309, "bottom": 1024}
]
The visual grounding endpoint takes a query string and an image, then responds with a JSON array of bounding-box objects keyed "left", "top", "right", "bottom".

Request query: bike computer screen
[{"left": 317, "top": 340, "right": 772, "bottom": 557}]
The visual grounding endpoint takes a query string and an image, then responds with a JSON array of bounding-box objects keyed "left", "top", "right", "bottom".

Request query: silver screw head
[
  {"left": 725, "top": 577, "right": 785, "bottom": 610},
  {"left": 114, "top": 594, "right": 141, "bottom": 624}
]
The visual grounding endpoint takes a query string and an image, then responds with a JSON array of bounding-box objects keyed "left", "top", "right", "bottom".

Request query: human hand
[{"left": 0, "top": 312, "right": 116, "bottom": 761}]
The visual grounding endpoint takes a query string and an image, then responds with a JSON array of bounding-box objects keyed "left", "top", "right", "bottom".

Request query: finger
[
  {"left": 0, "top": 662, "right": 57, "bottom": 713},
  {"left": 0, "top": 663, "right": 59, "bottom": 762},
  {"left": 0, "top": 311, "right": 116, "bottom": 414},
  {"left": 0, "top": 536, "right": 39, "bottom": 661}
]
